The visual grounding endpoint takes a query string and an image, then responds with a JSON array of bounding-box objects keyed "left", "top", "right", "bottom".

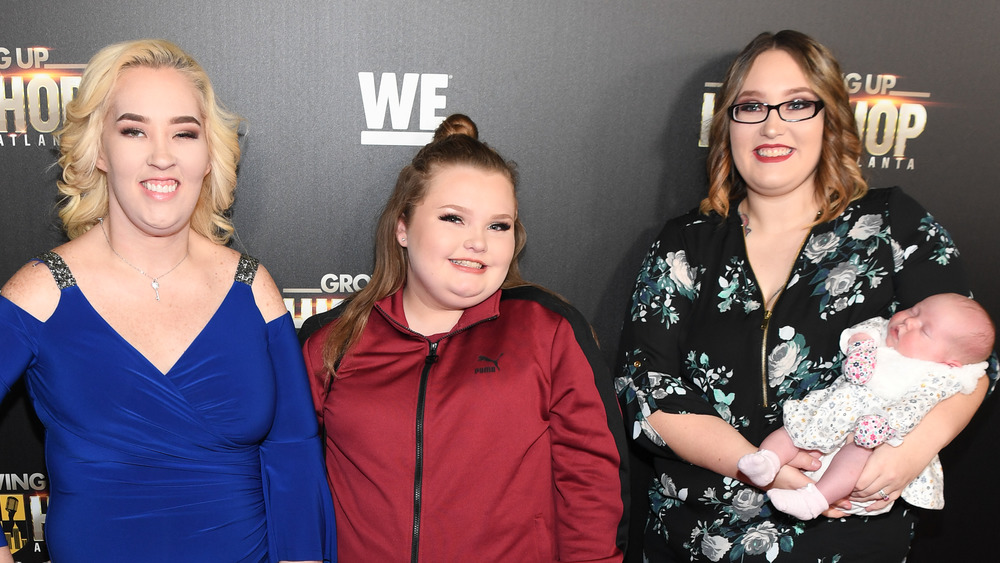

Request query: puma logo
[{"left": 475, "top": 353, "right": 503, "bottom": 374}]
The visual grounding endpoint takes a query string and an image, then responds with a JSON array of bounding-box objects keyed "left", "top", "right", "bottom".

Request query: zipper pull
[
  {"left": 425, "top": 341, "right": 439, "bottom": 366},
  {"left": 761, "top": 309, "right": 772, "bottom": 331}
]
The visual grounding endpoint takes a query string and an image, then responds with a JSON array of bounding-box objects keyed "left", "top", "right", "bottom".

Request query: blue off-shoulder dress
[{"left": 0, "top": 252, "right": 334, "bottom": 562}]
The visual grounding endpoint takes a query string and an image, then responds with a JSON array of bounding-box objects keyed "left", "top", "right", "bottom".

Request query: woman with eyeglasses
[{"left": 616, "top": 30, "right": 994, "bottom": 561}]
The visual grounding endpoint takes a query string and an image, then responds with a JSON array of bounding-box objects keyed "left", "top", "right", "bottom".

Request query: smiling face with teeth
[
  {"left": 96, "top": 66, "right": 211, "bottom": 238},
  {"left": 729, "top": 49, "right": 824, "bottom": 202},
  {"left": 396, "top": 164, "right": 516, "bottom": 331}
]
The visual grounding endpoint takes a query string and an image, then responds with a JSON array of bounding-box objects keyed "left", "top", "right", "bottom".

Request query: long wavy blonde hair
[
  {"left": 55, "top": 39, "right": 241, "bottom": 243},
  {"left": 701, "top": 30, "right": 867, "bottom": 223}
]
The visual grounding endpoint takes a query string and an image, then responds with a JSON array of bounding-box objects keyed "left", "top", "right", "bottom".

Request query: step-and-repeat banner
[{"left": 2, "top": 2, "right": 997, "bottom": 561}]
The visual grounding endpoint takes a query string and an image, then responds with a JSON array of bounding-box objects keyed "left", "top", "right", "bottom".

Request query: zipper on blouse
[
  {"left": 760, "top": 309, "right": 773, "bottom": 408},
  {"left": 752, "top": 225, "right": 812, "bottom": 410},
  {"left": 411, "top": 340, "right": 438, "bottom": 563}
]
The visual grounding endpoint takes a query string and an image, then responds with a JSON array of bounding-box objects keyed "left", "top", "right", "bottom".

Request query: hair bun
[{"left": 433, "top": 114, "right": 478, "bottom": 141}]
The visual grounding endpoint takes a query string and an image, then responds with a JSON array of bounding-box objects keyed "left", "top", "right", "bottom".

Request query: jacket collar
[{"left": 374, "top": 287, "right": 502, "bottom": 338}]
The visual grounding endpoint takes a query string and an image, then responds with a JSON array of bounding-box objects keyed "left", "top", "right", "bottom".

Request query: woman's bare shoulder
[
  {"left": 205, "top": 243, "right": 286, "bottom": 323},
  {"left": 1, "top": 255, "right": 62, "bottom": 320},
  {"left": 249, "top": 261, "right": 287, "bottom": 323}
]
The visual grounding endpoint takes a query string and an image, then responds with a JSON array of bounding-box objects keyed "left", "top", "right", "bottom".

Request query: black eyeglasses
[{"left": 728, "top": 99, "right": 825, "bottom": 124}]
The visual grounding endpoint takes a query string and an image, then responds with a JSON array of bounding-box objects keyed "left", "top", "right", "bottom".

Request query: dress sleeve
[
  {"left": 616, "top": 221, "right": 719, "bottom": 456},
  {"left": 0, "top": 297, "right": 39, "bottom": 551},
  {"left": 0, "top": 297, "right": 36, "bottom": 398},
  {"left": 888, "top": 188, "right": 967, "bottom": 306},
  {"left": 838, "top": 317, "right": 887, "bottom": 352},
  {"left": 260, "top": 313, "right": 336, "bottom": 562},
  {"left": 877, "top": 357, "right": 989, "bottom": 444},
  {"left": 547, "top": 308, "right": 628, "bottom": 562},
  {"left": 887, "top": 187, "right": 998, "bottom": 390}
]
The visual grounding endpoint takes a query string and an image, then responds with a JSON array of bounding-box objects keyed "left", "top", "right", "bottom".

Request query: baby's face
[{"left": 886, "top": 295, "right": 965, "bottom": 365}]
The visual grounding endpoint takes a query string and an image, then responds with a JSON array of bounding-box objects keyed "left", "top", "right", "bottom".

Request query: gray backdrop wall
[{"left": 2, "top": 2, "right": 996, "bottom": 561}]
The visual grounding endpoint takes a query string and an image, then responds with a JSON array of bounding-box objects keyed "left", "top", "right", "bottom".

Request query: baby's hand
[
  {"left": 854, "top": 416, "right": 896, "bottom": 449},
  {"left": 847, "top": 333, "right": 873, "bottom": 345},
  {"left": 845, "top": 337, "right": 877, "bottom": 385}
]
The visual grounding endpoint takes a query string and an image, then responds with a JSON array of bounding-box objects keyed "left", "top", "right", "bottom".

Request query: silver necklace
[{"left": 98, "top": 218, "right": 189, "bottom": 301}]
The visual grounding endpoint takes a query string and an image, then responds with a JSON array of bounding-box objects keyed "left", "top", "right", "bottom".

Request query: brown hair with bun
[{"left": 321, "top": 114, "right": 526, "bottom": 378}]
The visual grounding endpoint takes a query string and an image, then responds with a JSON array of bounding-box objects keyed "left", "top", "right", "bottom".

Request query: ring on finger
[{"left": 877, "top": 488, "right": 890, "bottom": 501}]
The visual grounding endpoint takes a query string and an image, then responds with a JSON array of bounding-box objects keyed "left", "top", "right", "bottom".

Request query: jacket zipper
[
  {"left": 411, "top": 340, "right": 438, "bottom": 563},
  {"left": 373, "top": 303, "right": 498, "bottom": 562}
]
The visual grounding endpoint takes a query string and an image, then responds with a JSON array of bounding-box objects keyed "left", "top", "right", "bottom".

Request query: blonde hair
[
  {"left": 55, "top": 39, "right": 241, "bottom": 243},
  {"left": 701, "top": 30, "right": 867, "bottom": 222},
  {"left": 321, "top": 114, "right": 525, "bottom": 379}
]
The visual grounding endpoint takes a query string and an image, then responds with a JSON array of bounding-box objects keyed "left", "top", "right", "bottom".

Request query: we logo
[{"left": 359, "top": 72, "right": 449, "bottom": 146}]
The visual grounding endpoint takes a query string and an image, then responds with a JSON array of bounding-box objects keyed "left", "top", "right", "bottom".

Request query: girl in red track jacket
[{"left": 300, "top": 114, "right": 628, "bottom": 562}]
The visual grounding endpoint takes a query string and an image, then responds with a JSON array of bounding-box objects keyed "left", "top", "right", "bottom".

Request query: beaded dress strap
[
  {"left": 32, "top": 251, "right": 77, "bottom": 289},
  {"left": 234, "top": 253, "right": 260, "bottom": 286}
]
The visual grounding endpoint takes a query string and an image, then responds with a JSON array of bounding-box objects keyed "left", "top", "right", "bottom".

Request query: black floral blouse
[{"left": 617, "top": 187, "right": 998, "bottom": 562}]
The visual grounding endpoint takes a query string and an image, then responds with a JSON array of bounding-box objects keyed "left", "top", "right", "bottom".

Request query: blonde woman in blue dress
[{"left": 0, "top": 39, "right": 332, "bottom": 562}]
